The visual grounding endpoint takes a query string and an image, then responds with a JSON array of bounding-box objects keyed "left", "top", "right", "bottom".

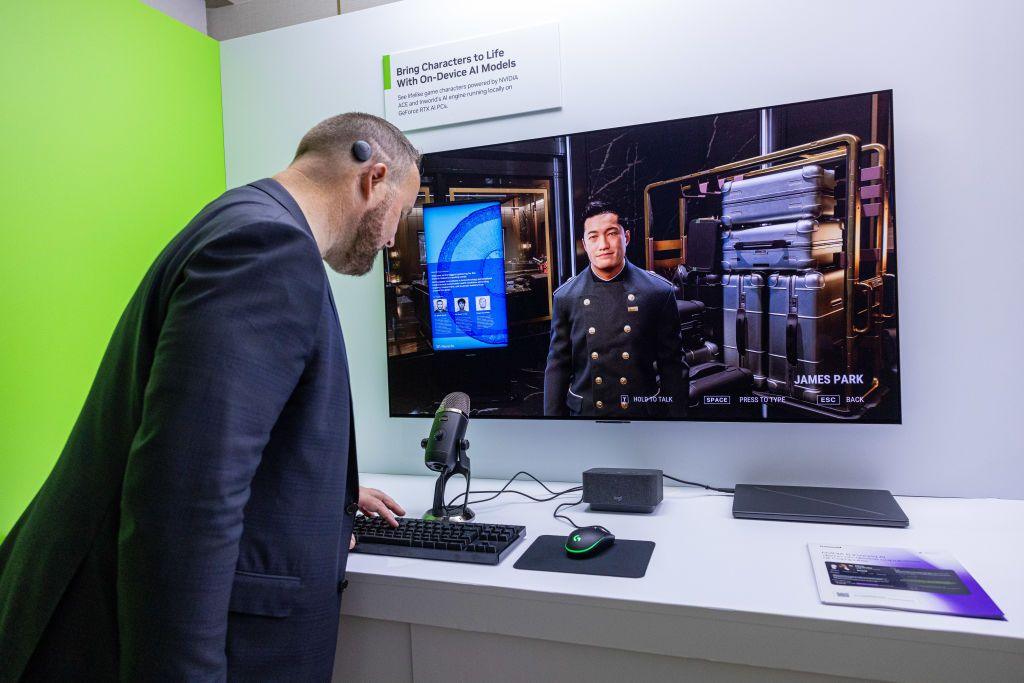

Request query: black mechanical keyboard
[{"left": 351, "top": 515, "right": 526, "bottom": 565}]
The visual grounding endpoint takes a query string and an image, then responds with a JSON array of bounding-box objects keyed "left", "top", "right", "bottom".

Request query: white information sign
[{"left": 382, "top": 23, "right": 562, "bottom": 131}]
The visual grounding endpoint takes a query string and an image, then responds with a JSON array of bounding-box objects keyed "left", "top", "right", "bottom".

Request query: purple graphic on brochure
[{"left": 809, "top": 544, "right": 1004, "bottom": 620}]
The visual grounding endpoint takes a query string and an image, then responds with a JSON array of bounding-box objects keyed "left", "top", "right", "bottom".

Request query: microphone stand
[{"left": 424, "top": 443, "right": 474, "bottom": 522}]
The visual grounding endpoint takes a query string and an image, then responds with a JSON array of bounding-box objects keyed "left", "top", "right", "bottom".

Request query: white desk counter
[{"left": 333, "top": 474, "right": 1023, "bottom": 683}]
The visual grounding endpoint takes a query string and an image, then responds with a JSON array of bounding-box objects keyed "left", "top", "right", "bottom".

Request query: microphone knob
[
  {"left": 420, "top": 438, "right": 427, "bottom": 449},
  {"left": 461, "top": 439, "right": 470, "bottom": 450}
]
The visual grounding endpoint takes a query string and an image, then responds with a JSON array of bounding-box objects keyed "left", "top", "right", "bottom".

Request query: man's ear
[
  {"left": 624, "top": 229, "right": 631, "bottom": 247},
  {"left": 359, "top": 162, "right": 389, "bottom": 200}
]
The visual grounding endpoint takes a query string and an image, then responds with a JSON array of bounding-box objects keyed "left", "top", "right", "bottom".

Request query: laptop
[{"left": 732, "top": 485, "right": 909, "bottom": 527}]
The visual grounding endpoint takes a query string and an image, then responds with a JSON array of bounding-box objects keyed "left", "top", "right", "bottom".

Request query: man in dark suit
[
  {"left": 0, "top": 112, "right": 421, "bottom": 681},
  {"left": 544, "top": 200, "right": 686, "bottom": 418}
]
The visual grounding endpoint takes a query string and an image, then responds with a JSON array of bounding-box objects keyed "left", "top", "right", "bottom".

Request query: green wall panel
[{"left": 0, "top": 1, "right": 225, "bottom": 535}]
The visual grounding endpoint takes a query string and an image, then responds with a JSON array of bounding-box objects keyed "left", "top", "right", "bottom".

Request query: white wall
[{"left": 220, "top": 0, "right": 1024, "bottom": 498}]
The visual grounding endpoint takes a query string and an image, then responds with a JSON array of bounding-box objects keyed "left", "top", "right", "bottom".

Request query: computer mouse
[{"left": 564, "top": 525, "right": 615, "bottom": 558}]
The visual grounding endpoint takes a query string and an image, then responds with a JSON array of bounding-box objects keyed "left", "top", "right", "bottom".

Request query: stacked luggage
[
  {"left": 764, "top": 269, "right": 844, "bottom": 402},
  {"left": 721, "top": 218, "right": 842, "bottom": 272},
  {"left": 671, "top": 163, "right": 851, "bottom": 409},
  {"left": 650, "top": 134, "right": 902, "bottom": 418},
  {"left": 674, "top": 266, "right": 723, "bottom": 347},
  {"left": 673, "top": 260, "right": 755, "bottom": 409},
  {"left": 721, "top": 272, "right": 768, "bottom": 387},
  {"left": 720, "top": 164, "right": 836, "bottom": 227},
  {"left": 687, "top": 361, "right": 753, "bottom": 407},
  {"left": 676, "top": 299, "right": 718, "bottom": 365},
  {"left": 717, "top": 164, "right": 843, "bottom": 402}
]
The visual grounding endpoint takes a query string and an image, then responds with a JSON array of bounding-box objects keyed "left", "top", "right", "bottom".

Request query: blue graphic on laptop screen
[{"left": 424, "top": 201, "right": 509, "bottom": 350}]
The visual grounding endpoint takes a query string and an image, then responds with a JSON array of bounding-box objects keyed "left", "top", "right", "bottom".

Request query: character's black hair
[{"left": 582, "top": 199, "right": 629, "bottom": 231}]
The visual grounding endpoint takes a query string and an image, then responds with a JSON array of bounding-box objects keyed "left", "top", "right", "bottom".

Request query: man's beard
[{"left": 323, "top": 199, "right": 390, "bottom": 276}]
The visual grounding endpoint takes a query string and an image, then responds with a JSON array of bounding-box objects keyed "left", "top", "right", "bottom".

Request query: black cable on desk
[
  {"left": 442, "top": 470, "right": 732, "bottom": 532},
  {"left": 446, "top": 470, "right": 582, "bottom": 508},
  {"left": 663, "top": 473, "right": 735, "bottom": 494},
  {"left": 552, "top": 496, "right": 585, "bottom": 528}
]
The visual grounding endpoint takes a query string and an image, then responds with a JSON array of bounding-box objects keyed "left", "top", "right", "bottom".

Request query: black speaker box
[{"left": 582, "top": 468, "right": 663, "bottom": 513}]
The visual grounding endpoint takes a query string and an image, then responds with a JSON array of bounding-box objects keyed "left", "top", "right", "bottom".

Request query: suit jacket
[
  {"left": 543, "top": 260, "right": 686, "bottom": 418},
  {"left": 0, "top": 179, "right": 359, "bottom": 682}
]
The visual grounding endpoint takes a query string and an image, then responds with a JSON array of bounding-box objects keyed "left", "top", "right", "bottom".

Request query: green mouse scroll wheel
[{"left": 572, "top": 535, "right": 581, "bottom": 543}]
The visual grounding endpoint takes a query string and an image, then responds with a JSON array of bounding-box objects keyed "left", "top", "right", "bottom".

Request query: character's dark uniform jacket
[{"left": 543, "top": 260, "right": 687, "bottom": 418}]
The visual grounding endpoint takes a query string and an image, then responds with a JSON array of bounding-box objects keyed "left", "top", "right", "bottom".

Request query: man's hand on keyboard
[{"left": 350, "top": 486, "right": 407, "bottom": 549}]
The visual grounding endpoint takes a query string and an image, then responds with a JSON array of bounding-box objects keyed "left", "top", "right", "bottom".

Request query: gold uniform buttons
[
  {"left": 627, "top": 293, "right": 636, "bottom": 302},
  {"left": 591, "top": 351, "right": 598, "bottom": 360},
  {"left": 595, "top": 377, "right": 603, "bottom": 385},
  {"left": 595, "top": 400, "right": 604, "bottom": 409},
  {"left": 622, "top": 352, "right": 630, "bottom": 360},
  {"left": 588, "top": 326, "right": 596, "bottom": 335},
  {"left": 619, "top": 377, "right": 627, "bottom": 385},
  {"left": 583, "top": 298, "right": 591, "bottom": 306},
  {"left": 623, "top": 325, "right": 631, "bottom": 334}
]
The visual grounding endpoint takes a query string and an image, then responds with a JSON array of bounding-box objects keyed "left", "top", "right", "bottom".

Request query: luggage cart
[{"left": 644, "top": 135, "right": 897, "bottom": 419}]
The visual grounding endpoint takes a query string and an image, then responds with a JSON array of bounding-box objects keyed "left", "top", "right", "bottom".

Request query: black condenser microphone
[
  {"left": 421, "top": 392, "right": 474, "bottom": 521},
  {"left": 423, "top": 392, "right": 470, "bottom": 473}
]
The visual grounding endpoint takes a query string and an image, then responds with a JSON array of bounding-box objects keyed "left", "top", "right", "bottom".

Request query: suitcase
[
  {"left": 721, "top": 164, "right": 836, "bottom": 226},
  {"left": 688, "top": 361, "right": 754, "bottom": 407},
  {"left": 721, "top": 219, "right": 843, "bottom": 272},
  {"left": 674, "top": 266, "right": 723, "bottom": 342},
  {"left": 686, "top": 218, "right": 723, "bottom": 272},
  {"left": 684, "top": 340, "right": 718, "bottom": 365},
  {"left": 676, "top": 299, "right": 706, "bottom": 340},
  {"left": 722, "top": 273, "right": 768, "bottom": 387},
  {"left": 766, "top": 270, "right": 845, "bottom": 402}
]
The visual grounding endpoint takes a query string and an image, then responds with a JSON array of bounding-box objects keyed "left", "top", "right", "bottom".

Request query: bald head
[
  {"left": 276, "top": 112, "right": 422, "bottom": 277},
  {"left": 293, "top": 112, "right": 420, "bottom": 181}
]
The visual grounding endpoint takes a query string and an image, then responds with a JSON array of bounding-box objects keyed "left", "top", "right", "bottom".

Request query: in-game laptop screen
[{"left": 382, "top": 90, "right": 900, "bottom": 423}]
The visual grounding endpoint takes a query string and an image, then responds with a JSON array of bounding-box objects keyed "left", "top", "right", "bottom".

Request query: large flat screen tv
[{"left": 382, "top": 90, "right": 900, "bottom": 423}]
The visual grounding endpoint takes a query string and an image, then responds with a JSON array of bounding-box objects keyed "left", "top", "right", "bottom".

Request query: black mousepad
[{"left": 513, "top": 535, "right": 655, "bottom": 578}]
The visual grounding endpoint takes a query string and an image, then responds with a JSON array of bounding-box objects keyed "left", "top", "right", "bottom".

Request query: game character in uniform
[{"left": 543, "top": 200, "right": 687, "bottom": 418}]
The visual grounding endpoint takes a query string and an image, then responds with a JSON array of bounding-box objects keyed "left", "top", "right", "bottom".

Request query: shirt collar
[
  {"left": 248, "top": 178, "right": 314, "bottom": 238},
  {"left": 590, "top": 260, "right": 628, "bottom": 283}
]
